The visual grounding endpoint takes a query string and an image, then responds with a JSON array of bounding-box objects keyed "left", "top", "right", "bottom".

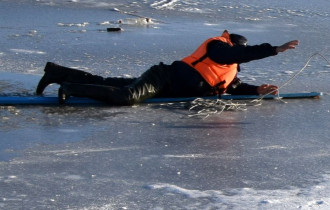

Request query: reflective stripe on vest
[{"left": 182, "top": 32, "right": 238, "bottom": 89}]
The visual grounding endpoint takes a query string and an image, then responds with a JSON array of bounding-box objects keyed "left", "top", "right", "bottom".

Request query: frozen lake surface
[{"left": 1, "top": 0, "right": 330, "bottom": 209}]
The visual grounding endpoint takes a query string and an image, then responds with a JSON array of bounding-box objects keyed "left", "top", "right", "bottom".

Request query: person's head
[
  {"left": 229, "top": 33, "right": 248, "bottom": 46},
  {"left": 221, "top": 30, "right": 248, "bottom": 46}
]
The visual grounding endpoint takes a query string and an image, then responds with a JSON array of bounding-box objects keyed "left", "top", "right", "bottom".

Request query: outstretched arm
[
  {"left": 257, "top": 40, "right": 299, "bottom": 95},
  {"left": 207, "top": 40, "right": 299, "bottom": 64},
  {"left": 276, "top": 40, "right": 299, "bottom": 53},
  {"left": 218, "top": 39, "right": 299, "bottom": 95},
  {"left": 207, "top": 41, "right": 278, "bottom": 64}
]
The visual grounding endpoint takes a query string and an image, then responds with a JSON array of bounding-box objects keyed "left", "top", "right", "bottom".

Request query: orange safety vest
[{"left": 182, "top": 31, "right": 238, "bottom": 90}]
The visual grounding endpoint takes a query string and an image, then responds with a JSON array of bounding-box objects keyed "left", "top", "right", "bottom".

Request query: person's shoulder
[{"left": 207, "top": 39, "right": 230, "bottom": 48}]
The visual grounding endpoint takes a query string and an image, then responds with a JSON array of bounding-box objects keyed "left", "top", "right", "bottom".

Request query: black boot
[{"left": 36, "top": 62, "right": 105, "bottom": 95}]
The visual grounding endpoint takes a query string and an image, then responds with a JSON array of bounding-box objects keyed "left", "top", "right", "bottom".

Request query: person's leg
[
  {"left": 59, "top": 63, "right": 172, "bottom": 105},
  {"left": 36, "top": 62, "right": 136, "bottom": 95},
  {"left": 102, "top": 77, "right": 136, "bottom": 87},
  {"left": 59, "top": 83, "right": 134, "bottom": 105}
]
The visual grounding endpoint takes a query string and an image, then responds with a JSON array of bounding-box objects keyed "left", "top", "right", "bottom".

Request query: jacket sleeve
[
  {"left": 225, "top": 77, "right": 259, "bottom": 95},
  {"left": 207, "top": 40, "right": 278, "bottom": 64}
]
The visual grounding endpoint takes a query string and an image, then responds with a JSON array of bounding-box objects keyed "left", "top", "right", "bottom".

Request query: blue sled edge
[
  {"left": 220, "top": 92, "right": 322, "bottom": 100},
  {"left": 0, "top": 92, "right": 322, "bottom": 105}
]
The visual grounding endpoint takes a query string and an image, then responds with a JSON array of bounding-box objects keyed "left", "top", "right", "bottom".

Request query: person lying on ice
[{"left": 36, "top": 30, "right": 299, "bottom": 105}]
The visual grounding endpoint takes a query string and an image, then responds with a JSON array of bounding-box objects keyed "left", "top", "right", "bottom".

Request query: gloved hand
[{"left": 257, "top": 84, "right": 278, "bottom": 95}]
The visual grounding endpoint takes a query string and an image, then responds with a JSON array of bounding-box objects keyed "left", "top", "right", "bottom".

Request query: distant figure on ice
[{"left": 36, "top": 30, "right": 299, "bottom": 105}]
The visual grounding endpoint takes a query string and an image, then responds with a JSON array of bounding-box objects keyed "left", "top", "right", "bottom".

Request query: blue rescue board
[
  {"left": 220, "top": 92, "right": 322, "bottom": 100},
  {"left": 0, "top": 92, "right": 322, "bottom": 105}
]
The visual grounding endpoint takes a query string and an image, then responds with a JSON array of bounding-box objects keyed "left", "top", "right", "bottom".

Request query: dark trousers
[
  {"left": 62, "top": 62, "right": 212, "bottom": 105},
  {"left": 63, "top": 63, "right": 172, "bottom": 105}
]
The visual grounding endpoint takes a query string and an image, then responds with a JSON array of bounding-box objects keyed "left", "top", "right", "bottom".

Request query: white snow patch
[
  {"left": 147, "top": 173, "right": 330, "bottom": 209},
  {"left": 10, "top": 49, "right": 46, "bottom": 55},
  {"left": 65, "top": 174, "right": 84, "bottom": 180},
  {"left": 57, "top": 22, "right": 89, "bottom": 27}
]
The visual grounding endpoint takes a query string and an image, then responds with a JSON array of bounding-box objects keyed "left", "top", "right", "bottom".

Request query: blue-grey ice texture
[{"left": 0, "top": 0, "right": 330, "bottom": 209}]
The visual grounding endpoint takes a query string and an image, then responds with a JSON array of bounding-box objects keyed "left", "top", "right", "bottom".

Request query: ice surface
[{"left": 0, "top": 0, "right": 330, "bottom": 209}]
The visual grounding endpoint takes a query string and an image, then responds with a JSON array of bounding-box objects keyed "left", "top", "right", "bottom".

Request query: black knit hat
[{"left": 230, "top": 33, "right": 248, "bottom": 46}]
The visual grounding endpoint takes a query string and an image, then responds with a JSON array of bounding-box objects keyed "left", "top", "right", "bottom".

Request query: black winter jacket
[{"left": 171, "top": 39, "right": 278, "bottom": 95}]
